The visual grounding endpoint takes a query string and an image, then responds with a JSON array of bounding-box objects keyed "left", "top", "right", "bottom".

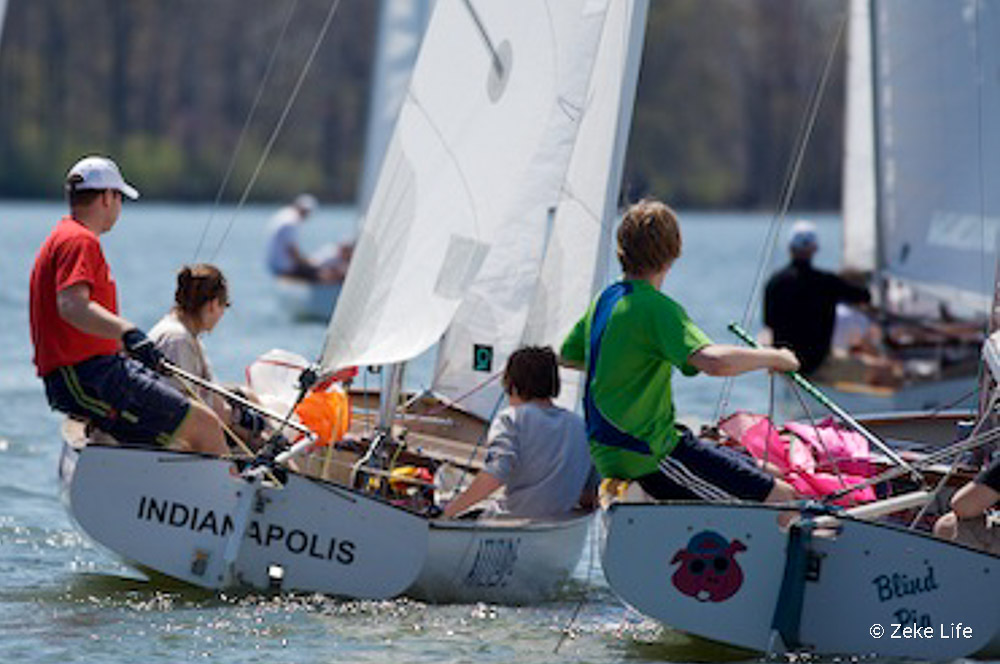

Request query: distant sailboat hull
[
  {"left": 274, "top": 276, "right": 342, "bottom": 322},
  {"left": 829, "top": 0, "right": 998, "bottom": 409}
]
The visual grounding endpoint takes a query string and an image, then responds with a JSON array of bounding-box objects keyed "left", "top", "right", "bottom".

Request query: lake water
[{"left": 0, "top": 201, "right": 847, "bottom": 663}]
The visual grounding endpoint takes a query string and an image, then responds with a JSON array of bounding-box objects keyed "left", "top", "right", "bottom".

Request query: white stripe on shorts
[{"left": 658, "top": 455, "right": 736, "bottom": 502}]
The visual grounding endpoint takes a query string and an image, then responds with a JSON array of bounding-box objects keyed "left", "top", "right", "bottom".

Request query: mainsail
[
  {"left": 432, "top": 0, "right": 649, "bottom": 418},
  {"left": 0, "top": 1, "right": 8, "bottom": 44},
  {"left": 322, "top": 1, "right": 618, "bottom": 372},
  {"left": 841, "top": 0, "right": 876, "bottom": 273},
  {"left": 863, "top": 0, "right": 1000, "bottom": 315},
  {"left": 356, "top": 0, "right": 434, "bottom": 213}
]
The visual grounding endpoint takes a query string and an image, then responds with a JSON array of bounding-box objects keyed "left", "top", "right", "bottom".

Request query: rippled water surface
[{"left": 1, "top": 202, "right": 845, "bottom": 663}]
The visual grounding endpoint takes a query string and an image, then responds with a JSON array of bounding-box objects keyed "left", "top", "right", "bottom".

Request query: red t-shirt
[{"left": 30, "top": 216, "right": 121, "bottom": 376}]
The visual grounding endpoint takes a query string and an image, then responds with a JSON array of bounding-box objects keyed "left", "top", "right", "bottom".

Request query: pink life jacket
[{"left": 719, "top": 412, "right": 876, "bottom": 506}]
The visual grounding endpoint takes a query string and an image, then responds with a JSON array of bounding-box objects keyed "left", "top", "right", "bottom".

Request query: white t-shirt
[
  {"left": 149, "top": 311, "right": 214, "bottom": 403},
  {"left": 482, "top": 402, "right": 592, "bottom": 519},
  {"left": 265, "top": 207, "right": 303, "bottom": 275}
]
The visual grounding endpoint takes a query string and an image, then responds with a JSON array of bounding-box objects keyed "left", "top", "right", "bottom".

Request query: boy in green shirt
[{"left": 561, "top": 199, "right": 798, "bottom": 502}]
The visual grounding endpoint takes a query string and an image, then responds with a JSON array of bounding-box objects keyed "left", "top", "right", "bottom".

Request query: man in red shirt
[{"left": 30, "top": 156, "right": 227, "bottom": 454}]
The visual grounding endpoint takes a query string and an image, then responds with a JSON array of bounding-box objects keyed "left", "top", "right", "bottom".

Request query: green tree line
[{"left": 0, "top": 0, "right": 846, "bottom": 209}]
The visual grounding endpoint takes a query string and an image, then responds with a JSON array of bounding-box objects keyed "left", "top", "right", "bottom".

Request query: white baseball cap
[
  {"left": 788, "top": 219, "right": 818, "bottom": 251},
  {"left": 294, "top": 193, "right": 317, "bottom": 212},
  {"left": 66, "top": 156, "right": 140, "bottom": 200}
]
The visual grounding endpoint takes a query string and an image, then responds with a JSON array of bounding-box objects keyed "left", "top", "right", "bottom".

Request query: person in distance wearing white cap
[
  {"left": 28, "top": 156, "right": 228, "bottom": 455},
  {"left": 265, "top": 193, "right": 325, "bottom": 281},
  {"left": 762, "top": 219, "right": 872, "bottom": 376}
]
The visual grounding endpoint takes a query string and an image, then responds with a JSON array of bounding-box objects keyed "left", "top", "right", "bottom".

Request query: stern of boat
[{"left": 407, "top": 511, "right": 593, "bottom": 604}]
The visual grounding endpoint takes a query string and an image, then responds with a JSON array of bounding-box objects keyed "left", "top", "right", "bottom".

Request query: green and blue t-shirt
[{"left": 560, "top": 280, "right": 712, "bottom": 479}]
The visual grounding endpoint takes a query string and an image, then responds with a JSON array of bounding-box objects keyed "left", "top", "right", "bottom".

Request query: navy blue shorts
[
  {"left": 44, "top": 354, "right": 191, "bottom": 448},
  {"left": 976, "top": 455, "right": 1000, "bottom": 493},
  {"left": 637, "top": 427, "right": 775, "bottom": 502}
]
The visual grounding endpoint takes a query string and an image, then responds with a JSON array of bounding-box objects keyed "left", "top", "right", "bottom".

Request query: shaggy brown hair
[
  {"left": 502, "top": 346, "right": 560, "bottom": 400},
  {"left": 616, "top": 199, "right": 682, "bottom": 277}
]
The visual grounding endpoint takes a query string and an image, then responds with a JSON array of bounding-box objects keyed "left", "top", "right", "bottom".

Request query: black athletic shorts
[
  {"left": 43, "top": 354, "right": 190, "bottom": 448},
  {"left": 637, "top": 427, "right": 775, "bottom": 502},
  {"left": 976, "top": 455, "right": 1000, "bottom": 493}
]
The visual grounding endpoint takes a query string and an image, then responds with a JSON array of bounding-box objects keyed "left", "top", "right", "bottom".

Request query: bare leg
[
  {"left": 174, "top": 400, "right": 228, "bottom": 455},
  {"left": 933, "top": 511, "right": 959, "bottom": 540},
  {"left": 951, "top": 482, "right": 999, "bottom": 519},
  {"left": 765, "top": 477, "right": 796, "bottom": 504},
  {"left": 765, "top": 478, "right": 798, "bottom": 527}
]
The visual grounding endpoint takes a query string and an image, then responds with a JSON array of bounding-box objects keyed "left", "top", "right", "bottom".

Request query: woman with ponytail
[{"left": 150, "top": 264, "right": 265, "bottom": 442}]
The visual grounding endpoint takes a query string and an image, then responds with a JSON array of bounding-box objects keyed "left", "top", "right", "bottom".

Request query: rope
[
  {"left": 714, "top": 11, "right": 848, "bottom": 422},
  {"left": 192, "top": 0, "right": 299, "bottom": 261},
  {"left": 416, "top": 370, "right": 503, "bottom": 418},
  {"left": 788, "top": 379, "right": 858, "bottom": 506},
  {"left": 554, "top": 517, "right": 599, "bottom": 654},
  {"left": 451, "top": 391, "right": 505, "bottom": 495},
  {"left": 823, "top": 423, "right": 1000, "bottom": 504},
  {"left": 171, "top": 371, "right": 289, "bottom": 487},
  {"left": 461, "top": 0, "right": 504, "bottom": 76},
  {"left": 209, "top": 0, "right": 345, "bottom": 261},
  {"left": 907, "top": 389, "right": 999, "bottom": 529}
]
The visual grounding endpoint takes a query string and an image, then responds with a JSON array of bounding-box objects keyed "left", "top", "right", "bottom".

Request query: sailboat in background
[
  {"left": 819, "top": 0, "right": 996, "bottom": 415},
  {"left": 277, "top": 0, "right": 433, "bottom": 321},
  {"left": 62, "top": 0, "right": 649, "bottom": 603}
]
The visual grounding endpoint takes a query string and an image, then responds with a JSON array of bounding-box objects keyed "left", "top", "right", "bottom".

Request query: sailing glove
[
  {"left": 122, "top": 328, "right": 165, "bottom": 371},
  {"left": 233, "top": 403, "right": 266, "bottom": 435}
]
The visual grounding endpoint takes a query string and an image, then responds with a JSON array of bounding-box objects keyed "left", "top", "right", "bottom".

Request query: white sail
[
  {"left": 841, "top": 0, "right": 876, "bottom": 272},
  {"left": 0, "top": 1, "right": 8, "bottom": 45},
  {"left": 356, "top": 0, "right": 434, "bottom": 212},
  {"left": 322, "top": 0, "right": 615, "bottom": 372},
  {"left": 432, "top": 0, "right": 649, "bottom": 418},
  {"left": 872, "top": 0, "right": 1000, "bottom": 314}
]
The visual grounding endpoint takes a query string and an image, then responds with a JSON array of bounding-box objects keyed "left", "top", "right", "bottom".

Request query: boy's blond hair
[{"left": 616, "top": 199, "right": 682, "bottom": 277}]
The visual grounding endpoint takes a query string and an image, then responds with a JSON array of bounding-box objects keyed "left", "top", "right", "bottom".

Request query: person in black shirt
[{"left": 763, "top": 220, "right": 871, "bottom": 375}]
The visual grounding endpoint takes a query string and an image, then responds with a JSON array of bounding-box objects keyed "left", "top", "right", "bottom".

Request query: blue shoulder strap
[{"left": 584, "top": 282, "right": 651, "bottom": 455}]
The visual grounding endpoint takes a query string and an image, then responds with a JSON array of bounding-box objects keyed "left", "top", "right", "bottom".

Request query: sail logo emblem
[
  {"left": 473, "top": 344, "right": 493, "bottom": 372},
  {"left": 670, "top": 530, "right": 747, "bottom": 602}
]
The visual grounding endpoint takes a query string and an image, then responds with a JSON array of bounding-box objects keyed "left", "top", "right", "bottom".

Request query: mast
[
  {"left": 867, "top": 0, "right": 889, "bottom": 310},
  {"left": 376, "top": 363, "right": 405, "bottom": 431},
  {"left": 589, "top": 0, "right": 648, "bottom": 300},
  {"left": 841, "top": 0, "right": 877, "bottom": 274},
  {"left": 357, "top": 0, "right": 434, "bottom": 215}
]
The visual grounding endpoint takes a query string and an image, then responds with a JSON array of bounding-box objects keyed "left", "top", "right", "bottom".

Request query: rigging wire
[
  {"left": 209, "top": 0, "right": 345, "bottom": 262},
  {"left": 192, "top": 0, "right": 299, "bottom": 262},
  {"left": 973, "top": 0, "right": 1000, "bottom": 425},
  {"left": 553, "top": 517, "right": 598, "bottom": 654},
  {"left": 461, "top": 0, "right": 505, "bottom": 77},
  {"left": 975, "top": 0, "right": 991, "bottom": 325},
  {"left": 713, "top": 11, "right": 848, "bottom": 423}
]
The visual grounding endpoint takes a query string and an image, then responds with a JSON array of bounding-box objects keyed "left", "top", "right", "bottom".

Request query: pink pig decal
[{"left": 670, "top": 530, "right": 747, "bottom": 602}]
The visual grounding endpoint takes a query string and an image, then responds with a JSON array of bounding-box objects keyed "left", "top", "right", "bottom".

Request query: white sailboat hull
[
  {"left": 407, "top": 513, "right": 591, "bottom": 604},
  {"left": 602, "top": 503, "right": 1000, "bottom": 659},
  {"left": 62, "top": 439, "right": 589, "bottom": 604},
  {"left": 64, "top": 443, "right": 427, "bottom": 598}
]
